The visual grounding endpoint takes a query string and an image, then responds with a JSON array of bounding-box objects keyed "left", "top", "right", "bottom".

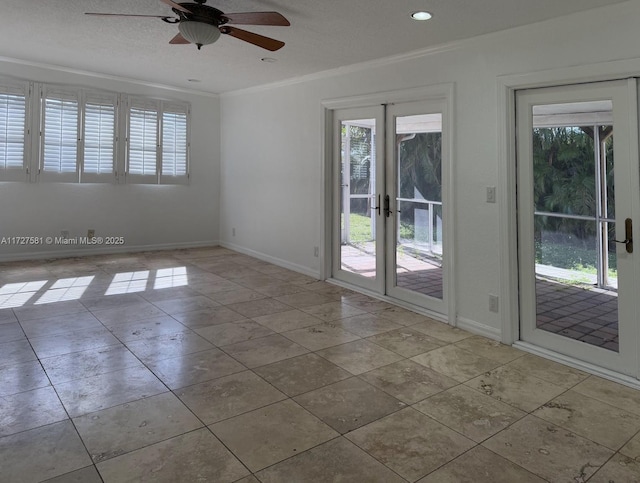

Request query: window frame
[
  {"left": 0, "top": 79, "right": 31, "bottom": 182},
  {"left": 80, "top": 91, "right": 119, "bottom": 184}
]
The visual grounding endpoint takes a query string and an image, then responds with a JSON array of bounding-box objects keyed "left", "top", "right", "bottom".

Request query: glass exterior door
[
  {"left": 517, "top": 80, "right": 640, "bottom": 376},
  {"left": 386, "top": 103, "right": 447, "bottom": 313}
]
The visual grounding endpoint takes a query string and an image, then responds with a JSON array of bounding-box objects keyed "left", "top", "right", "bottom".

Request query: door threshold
[
  {"left": 513, "top": 341, "right": 640, "bottom": 391},
  {"left": 327, "top": 277, "right": 449, "bottom": 325}
]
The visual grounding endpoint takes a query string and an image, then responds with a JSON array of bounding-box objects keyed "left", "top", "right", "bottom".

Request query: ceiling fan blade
[
  {"left": 85, "top": 13, "right": 168, "bottom": 18},
  {"left": 160, "top": 0, "right": 192, "bottom": 14},
  {"left": 223, "top": 11, "right": 290, "bottom": 26},
  {"left": 169, "top": 33, "right": 190, "bottom": 45},
  {"left": 221, "top": 26, "right": 285, "bottom": 51}
]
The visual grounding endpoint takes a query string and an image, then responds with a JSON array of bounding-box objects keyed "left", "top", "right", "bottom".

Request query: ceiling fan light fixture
[
  {"left": 411, "top": 11, "right": 433, "bottom": 21},
  {"left": 178, "top": 21, "right": 221, "bottom": 49}
]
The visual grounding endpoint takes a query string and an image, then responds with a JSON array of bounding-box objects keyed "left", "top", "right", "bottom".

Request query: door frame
[
  {"left": 498, "top": 60, "right": 640, "bottom": 384},
  {"left": 321, "top": 83, "right": 456, "bottom": 323}
]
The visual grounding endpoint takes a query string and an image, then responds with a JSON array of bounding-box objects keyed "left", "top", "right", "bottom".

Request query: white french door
[
  {"left": 332, "top": 99, "right": 450, "bottom": 316},
  {"left": 517, "top": 79, "right": 640, "bottom": 376}
]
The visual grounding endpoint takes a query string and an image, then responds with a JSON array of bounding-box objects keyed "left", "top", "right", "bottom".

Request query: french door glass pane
[
  {"left": 340, "top": 119, "right": 376, "bottom": 278},
  {"left": 532, "top": 101, "right": 618, "bottom": 352},
  {"left": 395, "top": 113, "right": 443, "bottom": 299}
]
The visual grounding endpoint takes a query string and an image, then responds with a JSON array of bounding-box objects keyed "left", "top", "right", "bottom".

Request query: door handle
[
  {"left": 613, "top": 218, "right": 633, "bottom": 254},
  {"left": 384, "top": 195, "right": 392, "bottom": 217}
]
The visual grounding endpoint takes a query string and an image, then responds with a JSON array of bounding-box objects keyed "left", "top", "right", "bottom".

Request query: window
[
  {"left": 82, "top": 93, "right": 117, "bottom": 182},
  {"left": 41, "top": 88, "right": 79, "bottom": 181},
  {"left": 0, "top": 76, "right": 190, "bottom": 184},
  {"left": 0, "top": 81, "right": 29, "bottom": 181},
  {"left": 127, "top": 97, "right": 189, "bottom": 184}
]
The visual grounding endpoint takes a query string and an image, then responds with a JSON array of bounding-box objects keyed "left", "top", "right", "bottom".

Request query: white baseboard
[
  {"left": 0, "top": 240, "right": 219, "bottom": 263},
  {"left": 456, "top": 316, "right": 502, "bottom": 341},
  {"left": 219, "top": 241, "right": 321, "bottom": 279},
  {"left": 514, "top": 341, "right": 640, "bottom": 390}
]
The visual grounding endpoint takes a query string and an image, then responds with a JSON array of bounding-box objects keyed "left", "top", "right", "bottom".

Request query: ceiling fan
[{"left": 86, "top": 0, "right": 290, "bottom": 51}]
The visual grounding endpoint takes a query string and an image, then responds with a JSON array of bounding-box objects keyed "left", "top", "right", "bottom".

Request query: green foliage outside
[{"left": 533, "top": 126, "right": 617, "bottom": 277}]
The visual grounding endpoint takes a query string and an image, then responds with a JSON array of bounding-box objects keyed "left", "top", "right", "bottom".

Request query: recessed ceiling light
[
  {"left": 187, "top": 79, "right": 201, "bottom": 83},
  {"left": 261, "top": 57, "right": 277, "bottom": 63},
  {"left": 411, "top": 11, "right": 433, "bottom": 21}
]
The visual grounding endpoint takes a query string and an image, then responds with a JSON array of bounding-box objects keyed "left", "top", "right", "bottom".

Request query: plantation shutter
[
  {"left": 82, "top": 93, "right": 116, "bottom": 181},
  {"left": 0, "top": 82, "right": 28, "bottom": 181},
  {"left": 128, "top": 98, "right": 159, "bottom": 182},
  {"left": 42, "top": 89, "right": 79, "bottom": 181},
  {"left": 161, "top": 102, "right": 189, "bottom": 183}
]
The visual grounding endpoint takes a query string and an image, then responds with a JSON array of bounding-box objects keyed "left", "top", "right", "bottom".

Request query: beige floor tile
[
  {"left": 366, "top": 327, "right": 445, "bottom": 357},
  {"left": 91, "top": 302, "right": 166, "bottom": 327},
  {"left": 454, "top": 336, "right": 524, "bottom": 364},
  {"left": 107, "top": 315, "right": 189, "bottom": 342},
  {"left": 466, "top": 366, "right": 566, "bottom": 412},
  {"left": 412, "top": 345, "right": 501, "bottom": 383},
  {"left": 80, "top": 293, "right": 147, "bottom": 311},
  {"left": 21, "top": 312, "right": 104, "bottom": 339},
  {"left": 223, "top": 298, "right": 293, "bottom": 319},
  {"left": 302, "top": 302, "right": 367, "bottom": 322},
  {"left": 294, "top": 377, "right": 406, "bottom": 434},
  {"left": 222, "top": 333, "right": 309, "bottom": 368},
  {"left": 41, "top": 345, "right": 143, "bottom": 385},
  {"left": 195, "top": 320, "right": 274, "bottom": 346},
  {"left": 360, "top": 359, "right": 458, "bottom": 404},
  {"left": 151, "top": 295, "right": 219, "bottom": 315},
  {"left": 29, "top": 326, "right": 122, "bottom": 359},
  {"left": 505, "top": 353, "right": 589, "bottom": 389},
  {"left": 414, "top": 385, "right": 526, "bottom": 443},
  {"left": 208, "top": 288, "right": 267, "bottom": 305},
  {"left": 191, "top": 280, "right": 244, "bottom": 296},
  {"left": 13, "top": 300, "right": 87, "bottom": 322},
  {"left": 252, "top": 282, "right": 308, "bottom": 297},
  {"left": 256, "top": 437, "right": 406, "bottom": 483},
  {"left": 374, "top": 306, "right": 431, "bottom": 326},
  {"left": 335, "top": 313, "right": 404, "bottom": 337},
  {"left": 410, "top": 319, "right": 473, "bottom": 343},
  {"left": 96, "top": 428, "right": 249, "bottom": 483},
  {"left": 171, "top": 306, "right": 248, "bottom": 329},
  {"left": 254, "top": 353, "right": 351, "bottom": 397},
  {"left": 0, "top": 308, "right": 18, "bottom": 324},
  {"left": 177, "top": 370, "right": 286, "bottom": 424},
  {"left": 588, "top": 453, "right": 640, "bottom": 482},
  {"left": 573, "top": 375, "right": 640, "bottom": 416},
  {"left": 483, "top": 415, "right": 613, "bottom": 482},
  {"left": 342, "top": 296, "right": 396, "bottom": 313},
  {"left": 417, "top": 446, "right": 546, "bottom": 483},
  {"left": 252, "top": 309, "right": 320, "bottom": 333},
  {"left": 234, "top": 476, "right": 260, "bottom": 483},
  {"left": 42, "top": 465, "right": 103, "bottom": 483},
  {"left": 124, "top": 331, "right": 214, "bottom": 363},
  {"left": 533, "top": 389, "right": 640, "bottom": 450},
  {"left": 55, "top": 365, "right": 167, "bottom": 417},
  {"left": 74, "top": 392, "right": 203, "bottom": 463},
  {"left": 0, "top": 321, "right": 26, "bottom": 343},
  {"left": 274, "top": 292, "right": 339, "bottom": 308},
  {"left": 283, "top": 323, "right": 361, "bottom": 351},
  {"left": 317, "top": 339, "right": 404, "bottom": 375},
  {"left": 147, "top": 348, "right": 245, "bottom": 389},
  {"left": 0, "top": 386, "right": 67, "bottom": 437},
  {"left": 346, "top": 407, "right": 475, "bottom": 481},
  {"left": 210, "top": 399, "right": 338, "bottom": 472},
  {"left": 0, "top": 339, "right": 37, "bottom": 364},
  {"left": 0, "top": 420, "right": 92, "bottom": 483},
  {"left": 0, "top": 359, "right": 50, "bottom": 396},
  {"left": 621, "top": 431, "right": 640, "bottom": 460}
]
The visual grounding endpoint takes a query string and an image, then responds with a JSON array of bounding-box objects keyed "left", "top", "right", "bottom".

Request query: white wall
[
  {"left": 0, "top": 61, "right": 220, "bottom": 260},
  {"left": 219, "top": 1, "right": 640, "bottom": 332}
]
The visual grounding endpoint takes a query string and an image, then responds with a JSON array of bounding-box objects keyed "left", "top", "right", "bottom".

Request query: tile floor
[{"left": 1, "top": 247, "right": 640, "bottom": 482}]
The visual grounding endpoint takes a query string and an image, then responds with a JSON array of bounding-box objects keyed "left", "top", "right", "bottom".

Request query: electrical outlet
[
  {"left": 486, "top": 187, "right": 496, "bottom": 203},
  {"left": 489, "top": 294, "right": 499, "bottom": 313},
  {"left": 232, "top": 227, "right": 236, "bottom": 237},
  {"left": 87, "top": 229, "right": 95, "bottom": 238},
  {"left": 314, "top": 246, "right": 319, "bottom": 257},
  {"left": 61, "top": 230, "right": 69, "bottom": 239}
]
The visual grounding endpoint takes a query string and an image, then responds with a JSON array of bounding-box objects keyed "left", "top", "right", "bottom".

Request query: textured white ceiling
[{"left": 0, "top": 0, "right": 629, "bottom": 94}]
